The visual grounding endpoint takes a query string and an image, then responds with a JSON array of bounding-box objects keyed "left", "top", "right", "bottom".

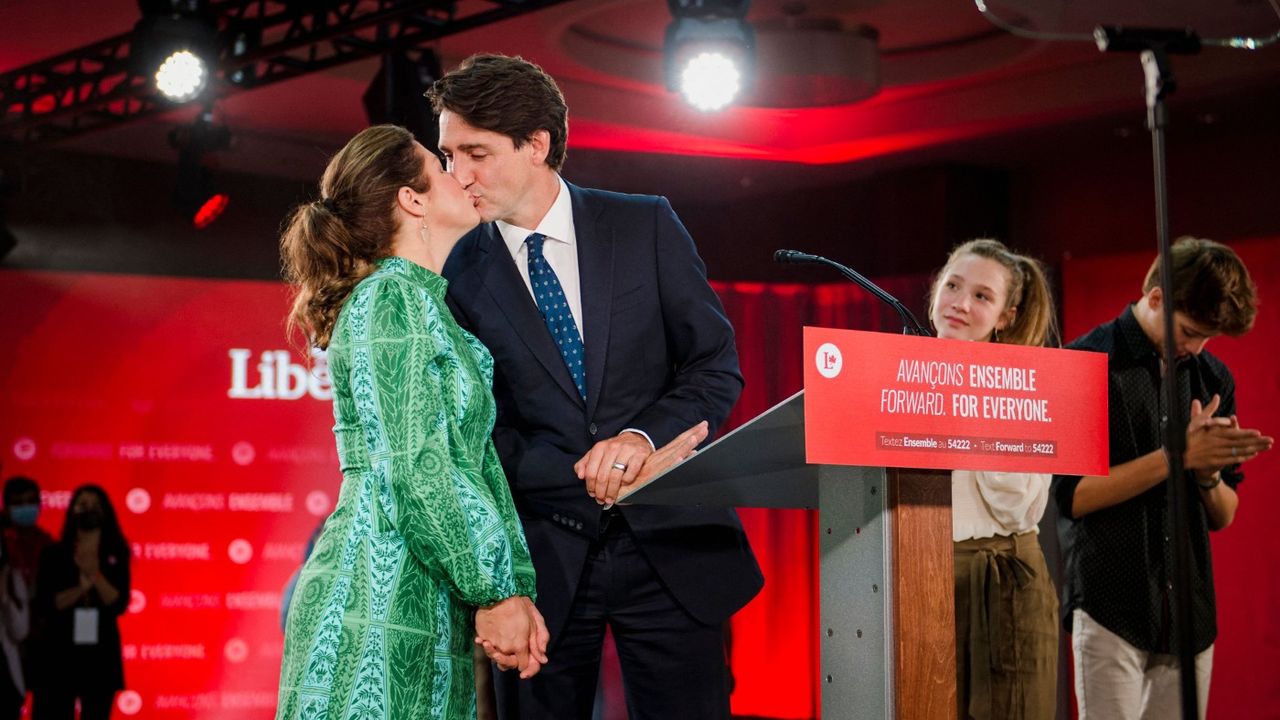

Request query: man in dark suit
[{"left": 430, "top": 55, "right": 763, "bottom": 719}]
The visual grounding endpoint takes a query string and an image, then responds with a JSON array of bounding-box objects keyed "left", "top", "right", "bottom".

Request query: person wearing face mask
[
  {"left": 2, "top": 475, "right": 50, "bottom": 711},
  {"left": 30, "top": 485, "right": 130, "bottom": 720},
  {"left": 929, "top": 239, "right": 1060, "bottom": 720},
  {"left": 2, "top": 476, "right": 53, "bottom": 595},
  {"left": 0, "top": 534, "right": 31, "bottom": 720}
]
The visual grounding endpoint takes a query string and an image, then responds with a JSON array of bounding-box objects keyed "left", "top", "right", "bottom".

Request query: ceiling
[{"left": 3, "top": 0, "right": 1280, "bottom": 203}]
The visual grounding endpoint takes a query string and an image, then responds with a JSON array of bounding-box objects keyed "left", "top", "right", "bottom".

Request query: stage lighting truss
[
  {"left": 0, "top": 0, "right": 577, "bottom": 145},
  {"left": 664, "top": 0, "right": 755, "bottom": 111}
]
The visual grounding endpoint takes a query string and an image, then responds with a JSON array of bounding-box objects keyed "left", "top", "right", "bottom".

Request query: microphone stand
[
  {"left": 774, "top": 249, "right": 930, "bottom": 336},
  {"left": 1096, "top": 26, "right": 1201, "bottom": 719}
]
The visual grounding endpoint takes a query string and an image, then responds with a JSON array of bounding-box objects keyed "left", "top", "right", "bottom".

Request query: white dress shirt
[
  {"left": 496, "top": 176, "right": 584, "bottom": 341},
  {"left": 495, "top": 176, "right": 654, "bottom": 453},
  {"left": 952, "top": 470, "right": 1051, "bottom": 541}
]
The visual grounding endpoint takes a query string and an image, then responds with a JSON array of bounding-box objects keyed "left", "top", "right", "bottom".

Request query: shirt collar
[
  {"left": 1115, "top": 304, "right": 1160, "bottom": 364},
  {"left": 496, "top": 175, "right": 573, "bottom": 255},
  {"left": 1116, "top": 303, "right": 1195, "bottom": 369},
  {"left": 375, "top": 256, "right": 448, "bottom": 302}
]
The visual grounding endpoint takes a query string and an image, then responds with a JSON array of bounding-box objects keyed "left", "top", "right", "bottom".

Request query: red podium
[{"left": 621, "top": 328, "right": 1107, "bottom": 719}]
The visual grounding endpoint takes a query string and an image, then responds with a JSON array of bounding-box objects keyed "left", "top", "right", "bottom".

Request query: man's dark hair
[
  {"left": 427, "top": 54, "right": 569, "bottom": 171},
  {"left": 3, "top": 475, "right": 39, "bottom": 507},
  {"left": 1143, "top": 236, "right": 1258, "bottom": 336}
]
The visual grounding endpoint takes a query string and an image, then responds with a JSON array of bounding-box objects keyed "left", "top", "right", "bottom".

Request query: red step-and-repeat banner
[{"left": 2, "top": 269, "right": 339, "bottom": 718}]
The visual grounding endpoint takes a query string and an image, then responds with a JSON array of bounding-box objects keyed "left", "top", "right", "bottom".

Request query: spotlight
[
  {"left": 664, "top": 0, "right": 755, "bottom": 112},
  {"left": 133, "top": 0, "right": 219, "bottom": 103},
  {"left": 169, "top": 107, "right": 232, "bottom": 229},
  {"left": 155, "top": 49, "right": 208, "bottom": 102}
]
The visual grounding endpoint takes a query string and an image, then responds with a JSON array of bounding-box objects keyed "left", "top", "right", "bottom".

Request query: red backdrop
[
  {"left": 1060, "top": 238, "right": 1280, "bottom": 720},
  {"left": 4, "top": 244, "right": 1274, "bottom": 719},
  {"left": 1, "top": 270, "right": 340, "bottom": 718}
]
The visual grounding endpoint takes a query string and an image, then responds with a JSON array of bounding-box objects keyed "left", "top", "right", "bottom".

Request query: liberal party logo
[
  {"left": 816, "top": 342, "right": 843, "bottom": 379},
  {"left": 228, "top": 348, "right": 331, "bottom": 400}
]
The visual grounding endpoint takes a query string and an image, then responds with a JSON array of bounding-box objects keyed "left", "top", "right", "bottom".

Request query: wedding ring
[
  {"left": 1231, "top": 447, "right": 1238, "bottom": 457},
  {"left": 611, "top": 462, "right": 628, "bottom": 472}
]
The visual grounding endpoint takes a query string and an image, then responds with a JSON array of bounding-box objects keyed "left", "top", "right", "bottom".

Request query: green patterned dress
[{"left": 276, "top": 257, "right": 536, "bottom": 720}]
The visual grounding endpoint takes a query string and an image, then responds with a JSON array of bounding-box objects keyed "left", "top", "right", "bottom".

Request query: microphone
[
  {"left": 774, "top": 248, "right": 930, "bottom": 336},
  {"left": 773, "top": 249, "right": 823, "bottom": 265}
]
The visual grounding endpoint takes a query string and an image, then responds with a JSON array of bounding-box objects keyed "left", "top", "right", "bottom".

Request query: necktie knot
[{"left": 525, "top": 232, "right": 546, "bottom": 258}]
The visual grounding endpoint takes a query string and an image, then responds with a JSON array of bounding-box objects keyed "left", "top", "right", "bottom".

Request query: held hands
[
  {"left": 474, "top": 596, "right": 549, "bottom": 679},
  {"left": 1183, "top": 395, "right": 1274, "bottom": 479},
  {"left": 74, "top": 543, "right": 100, "bottom": 592},
  {"left": 575, "top": 422, "right": 709, "bottom": 506}
]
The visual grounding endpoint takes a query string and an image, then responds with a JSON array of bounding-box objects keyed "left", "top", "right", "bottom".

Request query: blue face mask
[{"left": 8, "top": 504, "right": 39, "bottom": 527}]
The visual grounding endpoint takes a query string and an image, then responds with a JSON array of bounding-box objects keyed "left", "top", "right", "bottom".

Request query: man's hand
[
  {"left": 633, "top": 421, "right": 709, "bottom": 486},
  {"left": 1184, "top": 395, "right": 1273, "bottom": 477},
  {"left": 474, "top": 596, "right": 548, "bottom": 679},
  {"left": 574, "top": 432, "right": 653, "bottom": 507}
]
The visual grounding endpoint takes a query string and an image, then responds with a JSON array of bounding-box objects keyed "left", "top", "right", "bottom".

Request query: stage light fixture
[
  {"left": 664, "top": 0, "right": 755, "bottom": 111},
  {"left": 133, "top": 0, "right": 219, "bottom": 103},
  {"left": 155, "top": 49, "right": 208, "bottom": 101},
  {"left": 169, "top": 107, "right": 232, "bottom": 229},
  {"left": 363, "top": 50, "right": 444, "bottom": 150}
]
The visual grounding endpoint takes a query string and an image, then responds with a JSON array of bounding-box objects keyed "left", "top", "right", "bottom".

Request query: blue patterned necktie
[{"left": 526, "top": 233, "right": 586, "bottom": 398}]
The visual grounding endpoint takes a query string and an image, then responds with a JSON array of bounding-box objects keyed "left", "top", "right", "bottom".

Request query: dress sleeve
[
  {"left": 350, "top": 277, "right": 535, "bottom": 607},
  {"left": 100, "top": 547, "right": 131, "bottom": 617}
]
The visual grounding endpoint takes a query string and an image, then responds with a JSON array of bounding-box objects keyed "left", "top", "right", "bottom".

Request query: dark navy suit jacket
[{"left": 442, "top": 182, "right": 763, "bottom": 641}]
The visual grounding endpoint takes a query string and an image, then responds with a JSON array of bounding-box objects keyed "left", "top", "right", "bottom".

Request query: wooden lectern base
[{"left": 888, "top": 468, "right": 957, "bottom": 719}]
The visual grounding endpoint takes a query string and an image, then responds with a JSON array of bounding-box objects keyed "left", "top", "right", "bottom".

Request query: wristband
[{"left": 1196, "top": 473, "right": 1222, "bottom": 491}]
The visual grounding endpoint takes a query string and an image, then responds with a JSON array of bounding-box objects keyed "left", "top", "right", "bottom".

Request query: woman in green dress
[{"left": 276, "top": 125, "right": 548, "bottom": 720}]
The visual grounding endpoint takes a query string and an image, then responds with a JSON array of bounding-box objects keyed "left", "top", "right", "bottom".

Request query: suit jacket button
[
  {"left": 588, "top": 422, "right": 598, "bottom": 436},
  {"left": 575, "top": 521, "right": 583, "bottom": 530},
  {"left": 553, "top": 513, "right": 561, "bottom": 522}
]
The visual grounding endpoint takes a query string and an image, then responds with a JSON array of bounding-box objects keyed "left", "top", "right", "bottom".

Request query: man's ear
[
  {"left": 1146, "top": 286, "right": 1164, "bottom": 311},
  {"left": 527, "top": 129, "right": 551, "bottom": 166}
]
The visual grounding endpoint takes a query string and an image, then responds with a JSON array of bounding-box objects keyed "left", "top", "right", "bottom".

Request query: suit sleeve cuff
[{"left": 621, "top": 428, "right": 656, "bottom": 451}]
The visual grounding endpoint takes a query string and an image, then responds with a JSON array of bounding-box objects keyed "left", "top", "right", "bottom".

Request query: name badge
[{"left": 73, "top": 608, "right": 99, "bottom": 645}]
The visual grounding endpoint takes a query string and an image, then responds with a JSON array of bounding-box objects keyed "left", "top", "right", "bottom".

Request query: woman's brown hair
[
  {"left": 929, "top": 238, "right": 1058, "bottom": 347},
  {"left": 280, "top": 124, "right": 428, "bottom": 349}
]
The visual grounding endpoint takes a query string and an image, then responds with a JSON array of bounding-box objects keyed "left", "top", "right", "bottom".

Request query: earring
[
  {"left": 419, "top": 215, "right": 429, "bottom": 244},
  {"left": 992, "top": 327, "right": 1001, "bottom": 342}
]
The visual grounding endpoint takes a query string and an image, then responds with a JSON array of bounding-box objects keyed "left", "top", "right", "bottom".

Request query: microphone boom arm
[{"left": 775, "top": 249, "right": 930, "bottom": 336}]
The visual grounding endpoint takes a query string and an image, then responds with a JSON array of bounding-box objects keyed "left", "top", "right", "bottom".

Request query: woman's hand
[
  {"left": 73, "top": 541, "right": 99, "bottom": 579},
  {"left": 474, "top": 596, "right": 548, "bottom": 679}
]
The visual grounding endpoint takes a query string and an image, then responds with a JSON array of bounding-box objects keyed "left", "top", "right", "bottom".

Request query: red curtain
[{"left": 713, "top": 277, "right": 931, "bottom": 720}]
